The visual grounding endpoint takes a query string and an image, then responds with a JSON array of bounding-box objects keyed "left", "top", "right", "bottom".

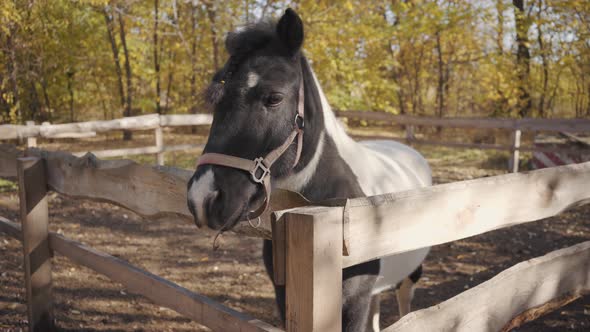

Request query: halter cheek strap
[{"left": 196, "top": 77, "right": 305, "bottom": 219}]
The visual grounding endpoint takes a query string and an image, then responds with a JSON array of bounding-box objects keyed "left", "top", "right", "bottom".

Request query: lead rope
[{"left": 211, "top": 203, "right": 245, "bottom": 250}]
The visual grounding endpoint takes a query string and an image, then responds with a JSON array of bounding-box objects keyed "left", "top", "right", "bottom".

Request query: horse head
[{"left": 187, "top": 9, "right": 306, "bottom": 231}]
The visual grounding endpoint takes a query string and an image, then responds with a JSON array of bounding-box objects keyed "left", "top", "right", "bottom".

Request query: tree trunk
[
  {"left": 205, "top": 1, "right": 220, "bottom": 70},
  {"left": 496, "top": 0, "right": 505, "bottom": 54},
  {"left": 536, "top": 0, "right": 548, "bottom": 117},
  {"left": 7, "top": 32, "right": 20, "bottom": 122},
  {"left": 513, "top": 0, "right": 532, "bottom": 118},
  {"left": 118, "top": 7, "right": 133, "bottom": 140},
  {"left": 435, "top": 30, "right": 445, "bottom": 118},
  {"left": 154, "top": 0, "right": 161, "bottom": 114},
  {"left": 67, "top": 71, "right": 74, "bottom": 122},
  {"left": 40, "top": 77, "right": 52, "bottom": 122},
  {"left": 103, "top": 8, "right": 126, "bottom": 117},
  {"left": 190, "top": 2, "right": 199, "bottom": 133},
  {"left": 164, "top": 51, "right": 175, "bottom": 113}
]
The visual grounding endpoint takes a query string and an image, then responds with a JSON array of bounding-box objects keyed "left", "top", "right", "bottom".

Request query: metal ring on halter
[{"left": 248, "top": 216, "right": 262, "bottom": 228}]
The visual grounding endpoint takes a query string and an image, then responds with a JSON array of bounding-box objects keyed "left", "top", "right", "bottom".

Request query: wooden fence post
[
  {"left": 405, "top": 125, "right": 415, "bottom": 143},
  {"left": 155, "top": 126, "right": 165, "bottom": 166},
  {"left": 17, "top": 157, "right": 55, "bottom": 331},
  {"left": 285, "top": 207, "right": 342, "bottom": 332},
  {"left": 26, "top": 121, "right": 37, "bottom": 148},
  {"left": 511, "top": 129, "right": 521, "bottom": 173}
]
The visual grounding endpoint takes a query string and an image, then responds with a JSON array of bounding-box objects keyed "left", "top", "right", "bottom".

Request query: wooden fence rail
[
  {"left": 0, "top": 114, "right": 213, "bottom": 166},
  {"left": 3, "top": 144, "right": 590, "bottom": 262},
  {"left": 335, "top": 110, "right": 590, "bottom": 172},
  {"left": 384, "top": 241, "right": 590, "bottom": 332},
  {"left": 334, "top": 110, "right": 590, "bottom": 132},
  {"left": 3, "top": 111, "right": 590, "bottom": 171},
  {"left": 1, "top": 143, "right": 590, "bottom": 331},
  {"left": 0, "top": 217, "right": 280, "bottom": 332}
]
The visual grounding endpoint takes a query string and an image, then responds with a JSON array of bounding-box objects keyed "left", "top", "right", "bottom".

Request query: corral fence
[
  {"left": 334, "top": 110, "right": 590, "bottom": 173},
  {"left": 0, "top": 143, "right": 589, "bottom": 331},
  {"left": 0, "top": 114, "right": 212, "bottom": 165},
  {"left": 2, "top": 112, "right": 590, "bottom": 172}
]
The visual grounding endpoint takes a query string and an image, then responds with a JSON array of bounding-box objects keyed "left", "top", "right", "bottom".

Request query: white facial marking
[
  {"left": 247, "top": 72, "right": 259, "bottom": 88},
  {"left": 188, "top": 170, "right": 216, "bottom": 224}
]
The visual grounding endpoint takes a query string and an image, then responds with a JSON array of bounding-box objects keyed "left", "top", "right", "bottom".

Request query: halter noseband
[{"left": 196, "top": 71, "right": 305, "bottom": 220}]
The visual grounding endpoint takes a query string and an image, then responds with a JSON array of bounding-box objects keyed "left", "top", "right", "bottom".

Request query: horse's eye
[{"left": 264, "top": 93, "right": 284, "bottom": 107}]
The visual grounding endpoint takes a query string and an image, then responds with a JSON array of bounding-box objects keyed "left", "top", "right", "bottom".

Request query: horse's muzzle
[{"left": 187, "top": 166, "right": 259, "bottom": 231}]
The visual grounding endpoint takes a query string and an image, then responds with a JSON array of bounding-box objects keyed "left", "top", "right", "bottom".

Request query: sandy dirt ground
[{"left": 1, "top": 129, "right": 589, "bottom": 331}]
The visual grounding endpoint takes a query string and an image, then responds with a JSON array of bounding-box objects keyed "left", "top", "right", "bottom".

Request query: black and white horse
[{"left": 187, "top": 9, "right": 431, "bottom": 332}]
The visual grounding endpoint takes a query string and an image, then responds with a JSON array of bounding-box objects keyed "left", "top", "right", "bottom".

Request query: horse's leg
[
  {"left": 366, "top": 293, "right": 380, "bottom": 332},
  {"left": 262, "top": 240, "right": 286, "bottom": 323},
  {"left": 395, "top": 265, "right": 422, "bottom": 317},
  {"left": 342, "top": 260, "right": 379, "bottom": 332}
]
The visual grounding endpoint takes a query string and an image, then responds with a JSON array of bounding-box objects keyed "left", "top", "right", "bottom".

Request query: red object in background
[{"left": 532, "top": 133, "right": 590, "bottom": 169}]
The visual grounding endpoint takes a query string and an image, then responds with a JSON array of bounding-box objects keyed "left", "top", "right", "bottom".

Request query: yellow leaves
[
  {"left": 339, "top": 0, "right": 352, "bottom": 12},
  {"left": 0, "top": 1, "right": 22, "bottom": 34},
  {"left": 2, "top": 0, "right": 588, "bottom": 121}
]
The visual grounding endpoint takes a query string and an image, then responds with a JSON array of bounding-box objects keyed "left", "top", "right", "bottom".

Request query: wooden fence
[
  {"left": 3, "top": 111, "right": 590, "bottom": 172},
  {"left": 335, "top": 111, "right": 590, "bottom": 173},
  {"left": 0, "top": 144, "right": 589, "bottom": 331},
  {"left": 0, "top": 114, "right": 212, "bottom": 165}
]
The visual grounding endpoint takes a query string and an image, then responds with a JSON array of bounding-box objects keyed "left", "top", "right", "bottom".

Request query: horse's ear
[{"left": 276, "top": 8, "right": 304, "bottom": 56}]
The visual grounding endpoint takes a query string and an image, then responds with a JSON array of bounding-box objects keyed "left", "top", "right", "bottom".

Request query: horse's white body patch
[
  {"left": 247, "top": 72, "right": 259, "bottom": 88},
  {"left": 275, "top": 131, "right": 325, "bottom": 192},
  {"left": 310, "top": 67, "right": 432, "bottom": 294},
  {"left": 188, "top": 169, "right": 216, "bottom": 224}
]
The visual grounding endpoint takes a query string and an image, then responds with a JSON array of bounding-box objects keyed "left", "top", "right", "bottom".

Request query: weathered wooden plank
[
  {"left": 159, "top": 114, "right": 213, "bottom": 127},
  {"left": 336, "top": 110, "right": 590, "bottom": 132},
  {"left": 161, "top": 143, "right": 205, "bottom": 152},
  {"left": 0, "top": 125, "right": 38, "bottom": 140},
  {"left": 410, "top": 138, "right": 511, "bottom": 151},
  {"left": 0, "top": 215, "right": 22, "bottom": 240},
  {"left": 0, "top": 217, "right": 280, "bottom": 332},
  {"left": 39, "top": 114, "right": 161, "bottom": 137},
  {"left": 349, "top": 133, "right": 513, "bottom": 151},
  {"left": 270, "top": 194, "right": 314, "bottom": 286},
  {"left": 342, "top": 161, "right": 590, "bottom": 267},
  {"left": 48, "top": 230, "right": 280, "bottom": 332},
  {"left": 285, "top": 206, "right": 343, "bottom": 332},
  {"left": 26, "top": 122, "right": 37, "bottom": 148},
  {"left": 72, "top": 146, "right": 161, "bottom": 159},
  {"left": 155, "top": 126, "right": 165, "bottom": 166},
  {"left": 511, "top": 129, "right": 522, "bottom": 173},
  {"left": 0, "top": 114, "right": 161, "bottom": 139},
  {"left": 0, "top": 146, "right": 313, "bottom": 239},
  {"left": 383, "top": 241, "right": 590, "bottom": 332},
  {"left": 350, "top": 133, "right": 589, "bottom": 154},
  {"left": 17, "top": 157, "right": 56, "bottom": 331},
  {"left": 0, "top": 144, "right": 21, "bottom": 177},
  {"left": 46, "top": 131, "right": 97, "bottom": 139},
  {"left": 500, "top": 293, "right": 581, "bottom": 332}
]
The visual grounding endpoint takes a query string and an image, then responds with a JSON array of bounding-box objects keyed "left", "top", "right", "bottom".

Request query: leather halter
[{"left": 196, "top": 73, "right": 305, "bottom": 219}]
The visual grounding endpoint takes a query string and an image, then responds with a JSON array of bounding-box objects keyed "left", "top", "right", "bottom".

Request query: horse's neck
[{"left": 275, "top": 64, "right": 367, "bottom": 201}]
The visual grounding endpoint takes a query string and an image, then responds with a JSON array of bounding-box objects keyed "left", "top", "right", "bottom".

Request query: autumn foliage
[{"left": 1, "top": 0, "right": 589, "bottom": 124}]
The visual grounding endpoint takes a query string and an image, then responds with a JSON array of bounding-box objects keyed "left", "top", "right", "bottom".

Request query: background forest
[{"left": 1, "top": 0, "right": 589, "bottom": 125}]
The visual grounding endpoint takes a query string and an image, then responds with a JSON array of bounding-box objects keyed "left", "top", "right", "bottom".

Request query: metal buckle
[
  {"left": 250, "top": 157, "right": 270, "bottom": 184},
  {"left": 295, "top": 113, "right": 304, "bottom": 130}
]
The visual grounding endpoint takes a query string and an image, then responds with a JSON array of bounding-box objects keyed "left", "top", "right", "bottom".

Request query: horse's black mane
[
  {"left": 205, "top": 20, "right": 284, "bottom": 106},
  {"left": 225, "top": 21, "right": 276, "bottom": 57}
]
